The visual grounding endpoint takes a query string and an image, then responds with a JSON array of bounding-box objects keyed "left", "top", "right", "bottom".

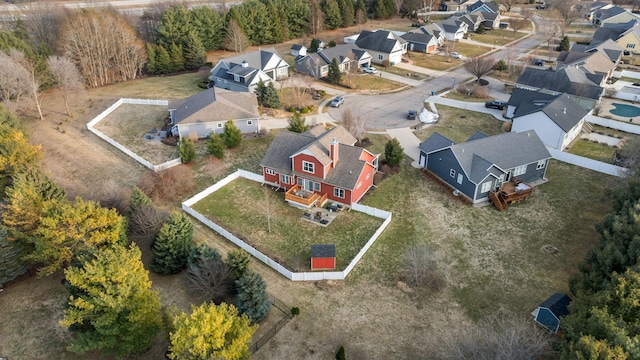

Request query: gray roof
[
  {"left": 466, "top": 131, "right": 489, "bottom": 142},
  {"left": 585, "top": 39, "right": 624, "bottom": 63},
  {"left": 507, "top": 87, "right": 558, "bottom": 108},
  {"left": 513, "top": 93, "right": 588, "bottom": 132},
  {"left": 419, "top": 24, "right": 443, "bottom": 38},
  {"left": 401, "top": 31, "right": 434, "bottom": 45},
  {"left": 437, "top": 18, "right": 465, "bottom": 33},
  {"left": 213, "top": 48, "right": 289, "bottom": 86},
  {"left": 355, "top": 30, "right": 406, "bottom": 53},
  {"left": 448, "top": 131, "right": 551, "bottom": 183},
  {"left": 170, "top": 88, "right": 259, "bottom": 124},
  {"left": 311, "top": 244, "right": 335, "bottom": 258},
  {"left": 419, "top": 132, "right": 455, "bottom": 154},
  {"left": 291, "top": 44, "right": 306, "bottom": 50},
  {"left": 594, "top": 5, "right": 627, "bottom": 20},
  {"left": 516, "top": 66, "right": 604, "bottom": 100},
  {"left": 482, "top": 11, "right": 499, "bottom": 21},
  {"left": 260, "top": 125, "right": 376, "bottom": 190}
]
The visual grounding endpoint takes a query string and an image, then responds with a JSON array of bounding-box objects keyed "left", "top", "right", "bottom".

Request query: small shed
[
  {"left": 290, "top": 44, "right": 307, "bottom": 57},
  {"left": 531, "top": 293, "right": 572, "bottom": 333},
  {"left": 310, "top": 244, "right": 336, "bottom": 270}
]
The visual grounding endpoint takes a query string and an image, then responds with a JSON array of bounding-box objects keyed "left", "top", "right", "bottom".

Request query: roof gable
[
  {"left": 514, "top": 93, "right": 588, "bottom": 132},
  {"left": 355, "top": 30, "right": 406, "bottom": 53},
  {"left": 516, "top": 67, "right": 604, "bottom": 100},
  {"left": 171, "top": 88, "right": 259, "bottom": 124},
  {"left": 419, "top": 132, "right": 455, "bottom": 154}
]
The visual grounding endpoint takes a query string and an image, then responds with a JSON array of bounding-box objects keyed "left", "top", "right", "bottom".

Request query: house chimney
[{"left": 330, "top": 137, "right": 339, "bottom": 166}]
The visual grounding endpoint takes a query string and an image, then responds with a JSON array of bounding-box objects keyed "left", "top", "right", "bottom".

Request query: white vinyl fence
[
  {"left": 86, "top": 98, "right": 182, "bottom": 173},
  {"left": 548, "top": 148, "right": 626, "bottom": 177},
  {"left": 613, "top": 70, "right": 640, "bottom": 80},
  {"left": 182, "top": 170, "right": 392, "bottom": 281},
  {"left": 587, "top": 115, "right": 640, "bottom": 135}
]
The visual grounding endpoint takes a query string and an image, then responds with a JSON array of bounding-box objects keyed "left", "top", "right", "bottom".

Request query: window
[
  {"left": 281, "top": 175, "right": 290, "bottom": 184},
  {"left": 481, "top": 181, "right": 492, "bottom": 193},
  {"left": 314, "top": 182, "right": 321, "bottom": 191},
  {"left": 378, "top": 54, "right": 383, "bottom": 60},
  {"left": 334, "top": 188, "right": 345, "bottom": 198},
  {"left": 457, "top": 173, "right": 463, "bottom": 185},
  {"left": 513, "top": 165, "right": 527, "bottom": 176},
  {"left": 450, "top": 169, "right": 456, "bottom": 178},
  {"left": 537, "top": 160, "right": 546, "bottom": 170},
  {"left": 297, "top": 178, "right": 303, "bottom": 186},
  {"left": 247, "top": 120, "right": 253, "bottom": 126},
  {"left": 217, "top": 123, "right": 223, "bottom": 128},
  {"left": 234, "top": 74, "right": 240, "bottom": 82},
  {"left": 266, "top": 168, "right": 276, "bottom": 175},
  {"left": 627, "top": 43, "right": 636, "bottom": 49},
  {"left": 302, "top": 161, "right": 314, "bottom": 173}
]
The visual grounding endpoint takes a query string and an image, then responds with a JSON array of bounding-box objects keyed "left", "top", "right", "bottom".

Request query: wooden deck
[
  {"left": 285, "top": 185, "right": 327, "bottom": 208},
  {"left": 489, "top": 178, "right": 533, "bottom": 211}
]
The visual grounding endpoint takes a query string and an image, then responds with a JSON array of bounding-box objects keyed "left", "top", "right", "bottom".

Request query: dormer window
[{"left": 303, "top": 161, "right": 314, "bottom": 173}]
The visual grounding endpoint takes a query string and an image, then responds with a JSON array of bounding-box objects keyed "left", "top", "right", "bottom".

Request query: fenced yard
[{"left": 414, "top": 105, "right": 504, "bottom": 142}]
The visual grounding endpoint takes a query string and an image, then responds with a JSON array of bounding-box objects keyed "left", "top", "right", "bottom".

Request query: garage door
[{"left": 427, "top": 45, "right": 435, "bottom": 53}]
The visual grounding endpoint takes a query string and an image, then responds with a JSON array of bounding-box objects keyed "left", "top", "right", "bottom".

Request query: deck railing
[{"left": 285, "top": 185, "right": 320, "bottom": 207}]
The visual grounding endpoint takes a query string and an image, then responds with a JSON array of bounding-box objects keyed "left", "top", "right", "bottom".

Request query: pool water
[{"left": 610, "top": 103, "right": 640, "bottom": 117}]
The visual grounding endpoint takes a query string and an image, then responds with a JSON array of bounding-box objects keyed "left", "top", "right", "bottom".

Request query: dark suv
[
  {"left": 407, "top": 109, "right": 417, "bottom": 120},
  {"left": 533, "top": 58, "right": 544, "bottom": 66},
  {"left": 485, "top": 100, "right": 507, "bottom": 110}
]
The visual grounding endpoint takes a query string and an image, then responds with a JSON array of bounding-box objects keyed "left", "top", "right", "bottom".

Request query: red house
[
  {"left": 311, "top": 244, "right": 336, "bottom": 270},
  {"left": 260, "top": 125, "right": 379, "bottom": 207}
]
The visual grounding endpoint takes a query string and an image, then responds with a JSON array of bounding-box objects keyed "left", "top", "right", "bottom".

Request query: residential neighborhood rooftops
[
  {"left": 355, "top": 30, "right": 407, "bottom": 53},
  {"left": 400, "top": 31, "right": 434, "bottom": 45},
  {"left": 513, "top": 93, "right": 589, "bottom": 132},
  {"left": 517, "top": 66, "right": 604, "bottom": 100},
  {"left": 170, "top": 88, "right": 259, "bottom": 124}
]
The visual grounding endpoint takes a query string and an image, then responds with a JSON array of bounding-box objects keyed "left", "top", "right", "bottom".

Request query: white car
[
  {"left": 451, "top": 52, "right": 462, "bottom": 59},
  {"left": 363, "top": 66, "right": 378, "bottom": 74}
]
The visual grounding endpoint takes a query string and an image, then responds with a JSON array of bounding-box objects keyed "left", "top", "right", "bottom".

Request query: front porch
[
  {"left": 285, "top": 184, "right": 328, "bottom": 208},
  {"left": 488, "top": 178, "right": 533, "bottom": 211}
]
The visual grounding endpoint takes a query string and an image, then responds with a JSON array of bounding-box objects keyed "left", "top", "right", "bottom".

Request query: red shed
[{"left": 311, "top": 244, "right": 336, "bottom": 270}]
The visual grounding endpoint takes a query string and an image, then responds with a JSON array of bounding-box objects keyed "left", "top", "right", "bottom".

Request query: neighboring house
[
  {"left": 515, "top": 66, "right": 605, "bottom": 111},
  {"left": 505, "top": 88, "right": 557, "bottom": 119},
  {"left": 531, "top": 293, "right": 572, "bottom": 334},
  {"left": 434, "top": 18, "right": 469, "bottom": 41},
  {"left": 458, "top": 13, "right": 484, "bottom": 32},
  {"left": 418, "top": 130, "right": 551, "bottom": 204},
  {"left": 466, "top": 0, "right": 499, "bottom": 14},
  {"left": 510, "top": 93, "right": 589, "bottom": 150},
  {"left": 478, "top": 11, "right": 500, "bottom": 29},
  {"left": 260, "top": 125, "right": 379, "bottom": 207},
  {"left": 585, "top": 1, "right": 613, "bottom": 21},
  {"left": 295, "top": 44, "right": 372, "bottom": 78},
  {"left": 355, "top": 30, "right": 407, "bottom": 66},
  {"left": 466, "top": 0, "right": 500, "bottom": 29},
  {"left": 416, "top": 24, "right": 446, "bottom": 47},
  {"left": 555, "top": 50, "right": 616, "bottom": 80},
  {"left": 290, "top": 44, "right": 307, "bottom": 57},
  {"left": 571, "top": 39, "right": 624, "bottom": 64},
  {"left": 592, "top": 5, "right": 640, "bottom": 27},
  {"left": 440, "top": 0, "right": 473, "bottom": 12},
  {"left": 169, "top": 88, "right": 260, "bottom": 139},
  {"left": 401, "top": 31, "right": 439, "bottom": 53},
  {"left": 209, "top": 47, "right": 289, "bottom": 92},
  {"left": 591, "top": 20, "right": 640, "bottom": 55}
]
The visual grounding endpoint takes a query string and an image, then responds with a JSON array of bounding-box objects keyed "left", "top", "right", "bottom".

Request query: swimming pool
[{"left": 610, "top": 103, "right": 640, "bottom": 117}]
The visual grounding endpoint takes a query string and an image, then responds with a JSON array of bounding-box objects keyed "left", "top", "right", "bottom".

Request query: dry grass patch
[
  {"left": 410, "top": 52, "right": 464, "bottom": 71},
  {"left": 470, "top": 29, "right": 528, "bottom": 46},
  {"left": 454, "top": 42, "right": 493, "bottom": 57},
  {"left": 191, "top": 178, "right": 384, "bottom": 272},
  {"left": 414, "top": 105, "right": 503, "bottom": 142}
]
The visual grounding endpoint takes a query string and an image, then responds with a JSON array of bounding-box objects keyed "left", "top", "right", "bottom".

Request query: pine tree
[
  {"left": 168, "top": 302, "right": 256, "bottom": 360},
  {"left": 129, "top": 187, "right": 152, "bottom": 213},
  {"left": 145, "top": 43, "right": 157, "bottom": 74},
  {"left": 385, "top": 138, "right": 404, "bottom": 166},
  {"left": 309, "top": 38, "right": 320, "bottom": 53},
  {"left": 183, "top": 31, "right": 207, "bottom": 69},
  {"left": 0, "top": 226, "right": 27, "bottom": 286},
  {"left": 355, "top": 0, "right": 367, "bottom": 24},
  {"left": 336, "top": 346, "right": 346, "bottom": 360},
  {"left": 287, "top": 112, "right": 308, "bottom": 133},
  {"left": 179, "top": 138, "right": 196, "bottom": 163},
  {"left": 221, "top": 120, "right": 242, "bottom": 148},
  {"left": 327, "top": 57, "right": 342, "bottom": 84},
  {"left": 152, "top": 211, "right": 193, "bottom": 275},
  {"left": 226, "top": 248, "right": 251, "bottom": 280},
  {"left": 262, "top": 82, "right": 281, "bottom": 108},
  {"left": 207, "top": 132, "right": 225, "bottom": 159},
  {"left": 235, "top": 269, "right": 271, "bottom": 322},
  {"left": 61, "top": 244, "right": 162, "bottom": 356},
  {"left": 169, "top": 42, "right": 185, "bottom": 71},
  {"left": 557, "top": 36, "right": 570, "bottom": 51},
  {"left": 338, "top": 0, "right": 354, "bottom": 27},
  {"left": 322, "top": 0, "right": 342, "bottom": 30},
  {"left": 476, "top": 23, "right": 485, "bottom": 34},
  {"left": 495, "top": 59, "right": 507, "bottom": 72},
  {"left": 255, "top": 78, "right": 266, "bottom": 105},
  {"left": 188, "top": 243, "right": 222, "bottom": 268},
  {"left": 155, "top": 45, "right": 173, "bottom": 74}
]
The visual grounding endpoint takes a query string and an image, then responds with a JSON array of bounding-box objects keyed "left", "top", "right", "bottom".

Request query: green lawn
[
  {"left": 414, "top": 105, "right": 504, "bottom": 142},
  {"left": 410, "top": 52, "right": 464, "bottom": 71},
  {"left": 191, "top": 178, "right": 384, "bottom": 271},
  {"left": 469, "top": 29, "right": 528, "bottom": 47},
  {"left": 568, "top": 138, "right": 617, "bottom": 162}
]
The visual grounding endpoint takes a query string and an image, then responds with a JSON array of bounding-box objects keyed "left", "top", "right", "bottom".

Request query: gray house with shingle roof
[
  {"left": 209, "top": 48, "right": 289, "bottom": 92},
  {"left": 571, "top": 39, "right": 624, "bottom": 64},
  {"left": 434, "top": 18, "right": 469, "bottom": 41},
  {"left": 169, "top": 88, "right": 260, "bottom": 139},
  {"left": 261, "top": 125, "right": 379, "bottom": 206},
  {"left": 295, "top": 44, "right": 372, "bottom": 78},
  {"left": 592, "top": 5, "right": 640, "bottom": 27},
  {"left": 355, "top": 30, "right": 407, "bottom": 65},
  {"left": 418, "top": 131, "right": 551, "bottom": 204},
  {"left": 401, "top": 31, "right": 439, "bottom": 53},
  {"left": 511, "top": 93, "right": 589, "bottom": 150}
]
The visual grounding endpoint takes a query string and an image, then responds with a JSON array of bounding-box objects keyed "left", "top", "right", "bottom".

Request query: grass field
[
  {"left": 568, "top": 138, "right": 617, "bottom": 162},
  {"left": 414, "top": 105, "right": 504, "bottom": 142},
  {"left": 469, "top": 29, "right": 528, "bottom": 47},
  {"left": 410, "top": 52, "right": 464, "bottom": 70}
]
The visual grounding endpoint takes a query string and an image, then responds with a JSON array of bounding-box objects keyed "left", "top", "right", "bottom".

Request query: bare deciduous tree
[
  {"left": 463, "top": 56, "right": 495, "bottom": 83},
  {"left": 309, "top": 0, "right": 325, "bottom": 36},
  {"left": 539, "top": 16, "right": 560, "bottom": 60},
  {"left": 435, "top": 313, "right": 553, "bottom": 360},
  {"left": 99, "top": 179, "right": 131, "bottom": 214},
  {"left": 129, "top": 205, "right": 169, "bottom": 237},
  {"left": 340, "top": 107, "right": 367, "bottom": 144},
  {"left": 550, "top": 0, "right": 585, "bottom": 33},
  {"left": 498, "top": 0, "right": 514, "bottom": 12},
  {"left": 187, "top": 257, "right": 233, "bottom": 303},
  {"left": 224, "top": 19, "right": 249, "bottom": 54},
  {"left": 401, "top": 244, "right": 446, "bottom": 290},
  {"left": 18, "top": 1, "right": 66, "bottom": 53},
  {"left": 47, "top": 56, "right": 84, "bottom": 117},
  {"left": 509, "top": 18, "right": 529, "bottom": 35},
  {"left": 10, "top": 50, "right": 44, "bottom": 120},
  {"left": 520, "top": 8, "right": 533, "bottom": 21},
  {"left": 0, "top": 52, "right": 30, "bottom": 112},
  {"left": 60, "top": 8, "right": 146, "bottom": 88}
]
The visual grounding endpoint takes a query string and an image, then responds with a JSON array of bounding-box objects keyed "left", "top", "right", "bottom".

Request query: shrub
[
  {"left": 152, "top": 211, "right": 194, "bottom": 275},
  {"left": 385, "top": 138, "right": 404, "bottom": 166},
  {"left": 221, "top": 121, "right": 242, "bottom": 148},
  {"left": 227, "top": 248, "right": 251, "bottom": 280},
  {"left": 235, "top": 270, "right": 271, "bottom": 322},
  {"left": 129, "top": 187, "right": 152, "bottom": 213},
  {"left": 179, "top": 138, "right": 196, "bottom": 164},
  {"left": 129, "top": 204, "right": 169, "bottom": 237},
  {"left": 138, "top": 165, "right": 195, "bottom": 203},
  {"left": 207, "top": 132, "right": 225, "bottom": 159},
  {"left": 187, "top": 245, "right": 233, "bottom": 303}
]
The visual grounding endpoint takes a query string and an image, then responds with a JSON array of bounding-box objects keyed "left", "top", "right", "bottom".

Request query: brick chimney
[{"left": 330, "top": 137, "right": 339, "bottom": 166}]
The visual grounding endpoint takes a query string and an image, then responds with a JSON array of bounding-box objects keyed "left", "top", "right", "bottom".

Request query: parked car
[
  {"left": 363, "top": 66, "right": 378, "bottom": 74},
  {"left": 533, "top": 58, "right": 544, "bottom": 66},
  {"left": 535, "top": 3, "right": 546, "bottom": 9},
  {"left": 407, "top": 109, "right": 417, "bottom": 120},
  {"left": 633, "top": 83, "right": 640, "bottom": 86},
  {"left": 330, "top": 96, "right": 344, "bottom": 108},
  {"left": 451, "top": 52, "right": 462, "bottom": 59},
  {"left": 485, "top": 100, "right": 507, "bottom": 110}
]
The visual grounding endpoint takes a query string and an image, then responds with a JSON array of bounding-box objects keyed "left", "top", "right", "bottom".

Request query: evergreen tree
[
  {"left": 495, "top": 59, "right": 507, "bottom": 72},
  {"left": 0, "top": 120, "right": 42, "bottom": 191},
  {"left": 155, "top": 44, "right": 173, "bottom": 74},
  {"left": 322, "top": 0, "right": 342, "bottom": 30},
  {"left": 168, "top": 302, "right": 256, "bottom": 360},
  {"left": 188, "top": 243, "right": 222, "bottom": 268},
  {"left": 179, "top": 138, "right": 196, "bottom": 163},
  {"left": 373, "top": 0, "right": 397, "bottom": 18},
  {"left": 183, "top": 31, "right": 207, "bottom": 69},
  {"left": 207, "top": 132, "right": 225, "bottom": 159},
  {"left": 287, "top": 112, "right": 308, "bottom": 133},
  {"left": 262, "top": 82, "right": 281, "bottom": 108},
  {"left": 61, "top": 244, "right": 162, "bottom": 356},
  {"left": 336, "top": 346, "right": 346, "bottom": 360},
  {"left": 152, "top": 211, "right": 193, "bottom": 275},
  {"left": 267, "top": 2, "right": 285, "bottom": 43},
  {"left": 0, "top": 226, "right": 27, "bottom": 286},
  {"left": 385, "top": 138, "right": 404, "bottom": 166},
  {"left": 226, "top": 248, "right": 251, "bottom": 280},
  {"left": 327, "top": 57, "right": 342, "bottom": 84},
  {"left": 145, "top": 43, "right": 157, "bottom": 74},
  {"left": 221, "top": 121, "right": 242, "bottom": 148},
  {"left": 557, "top": 36, "right": 570, "bottom": 51},
  {"left": 255, "top": 78, "right": 267, "bottom": 105},
  {"left": 476, "top": 23, "right": 485, "bottom": 34},
  {"left": 156, "top": 4, "right": 194, "bottom": 49},
  {"left": 235, "top": 269, "right": 271, "bottom": 322},
  {"left": 309, "top": 38, "right": 320, "bottom": 53},
  {"left": 129, "top": 187, "right": 152, "bottom": 213},
  {"left": 189, "top": 6, "right": 225, "bottom": 50},
  {"left": 338, "top": 0, "right": 354, "bottom": 27},
  {"left": 169, "top": 42, "right": 185, "bottom": 72},
  {"left": 355, "top": 0, "right": 367, "bottom": 24}
]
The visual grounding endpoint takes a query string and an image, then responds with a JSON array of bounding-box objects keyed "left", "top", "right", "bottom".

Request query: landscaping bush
[
  {"left": 152, "top": 211, "right": 194, "bottom": 275},
  {"left": 221, "top": 121, "right": 242, "bottom": 148},
  {"left": 179, "top": 138, "right": 196, "bottom": 164},
  {"left": 235, "top": 270, "right": 271, "bottom": 322},
  {"left": 187, "top": 246, "right": 233, "bottom": 303},
  {"left": 138, "top": 165, "right": 195, "bottom": 203},
  {"left": 385, "top": 138, "right": 404, "bottom": 166},
  {"left": 129, "top": 204, "right": 168, "bottom": 238}
]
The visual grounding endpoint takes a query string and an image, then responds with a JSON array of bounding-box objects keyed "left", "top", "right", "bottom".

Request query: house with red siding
[{"left": 260, "top": 125, "right": 379, "bottom": 207}]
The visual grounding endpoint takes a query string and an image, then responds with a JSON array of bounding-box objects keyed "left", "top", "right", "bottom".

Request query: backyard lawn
[
  {"left": 414, "top": 104, "right": 504, "bottom": 142},
  {"left": 191, "top": 178, "right": 384, "bottom": 271},
  {"left": 568, "top": 138, "right": 617, "bottom": 163},
  {"left": 409, "top": 52, "right": 463, "bottom": 71},
  {"left": 470, "top": 29, "right": 528, "bottom": 46}
]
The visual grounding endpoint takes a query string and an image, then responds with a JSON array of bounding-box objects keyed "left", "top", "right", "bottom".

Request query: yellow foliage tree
[
  {"left": 0, "top": 123, "right": 42, "bottom": 189},
  {"left": 169, "top": 302, "right": 257, "bottom": 360}
]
